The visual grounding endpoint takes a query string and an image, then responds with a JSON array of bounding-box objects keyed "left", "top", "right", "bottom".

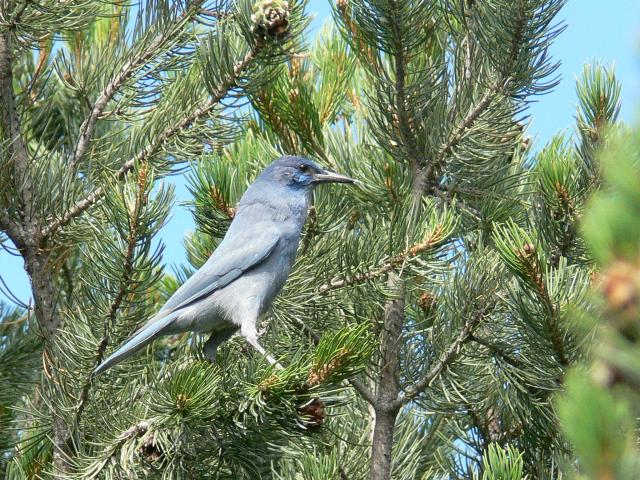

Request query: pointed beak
[{"left": 313, "top": 169, "right": 358, "bottom": 185}]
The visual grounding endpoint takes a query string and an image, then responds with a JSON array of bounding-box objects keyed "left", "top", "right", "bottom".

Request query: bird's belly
[
  {"left": 171, "top": 297, "right": 227, "bottom": 333},
  {"left": 214, "top": 265, "right": 288, "bottom": 326},
  {"left": 173, "top": 265, "right": 288, "bottom": 333}
]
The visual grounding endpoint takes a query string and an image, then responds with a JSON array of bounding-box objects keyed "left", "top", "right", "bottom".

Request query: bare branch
[
  {"left": 349, "top": 376, "right": 377, "bottom": 407},
  {"left": 70, "top": 3, "right": 203, "bottom": 170},
  {"left": 42, "top": 45, "right": 262, "bottom": 239},
  {"left": 0, "top": 212, "right": 24, "bottom": 246}
]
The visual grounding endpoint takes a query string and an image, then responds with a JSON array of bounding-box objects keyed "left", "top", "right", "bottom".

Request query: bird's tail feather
[{"left": 93, "top": 311, "right": 180, "bottom": 376}]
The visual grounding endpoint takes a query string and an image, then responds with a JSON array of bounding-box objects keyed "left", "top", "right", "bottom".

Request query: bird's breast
[{"left": 213, "top": 247, "right": 296, "bottom": 327}]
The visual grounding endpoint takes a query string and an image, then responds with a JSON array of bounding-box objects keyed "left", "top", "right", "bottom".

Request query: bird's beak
[{"left": 313, "top": 170, "right": 357, "bottom": 184}]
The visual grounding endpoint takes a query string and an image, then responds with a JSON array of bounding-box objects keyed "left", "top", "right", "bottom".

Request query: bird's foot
[{"left": 245, "top": 336, "right": 284, "bottom": 370}]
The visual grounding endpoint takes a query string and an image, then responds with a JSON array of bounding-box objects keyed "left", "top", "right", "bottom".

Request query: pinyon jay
[{"left": 94, "top": 156, "right": 356, "bottom": 375}]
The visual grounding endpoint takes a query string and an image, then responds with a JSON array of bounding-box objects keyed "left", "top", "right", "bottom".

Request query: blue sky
[{"left": 1, "top": 0, "right": 639, "bottom": 308}]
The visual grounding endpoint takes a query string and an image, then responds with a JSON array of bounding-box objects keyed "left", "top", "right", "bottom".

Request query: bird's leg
[
  {"left": 241, "top": 325, "right": 283, "bottom": 370},
  {"left": 247, "top": 337, "right": 283, "bottom": 369},
  {"left": 203, "top": 327, "right": 238, "bottom": 363},
  {"left": 203, "top": 337, "right": 218, "bottom": 363}
]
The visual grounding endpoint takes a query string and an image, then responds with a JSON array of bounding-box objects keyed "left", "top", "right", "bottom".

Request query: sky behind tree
[{"left": 1, "top": 0, "right": 639, "bottom": 307}]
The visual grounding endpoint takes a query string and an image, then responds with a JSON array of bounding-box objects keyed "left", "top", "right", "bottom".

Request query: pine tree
[
  {"left": 0, "top": 1, "right": 635, "bottom": 479},
  {"left": 555, "top": 113, "right": 640, "bottom": 479}
]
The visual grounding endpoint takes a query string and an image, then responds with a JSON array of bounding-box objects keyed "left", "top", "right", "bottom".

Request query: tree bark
[
  {"left": 369, "top": 273, "right": 404, "bottom": 480},
  {"left": 370, "top": 404, "right": 400, "bottom": 480},
  {"left": 1, "top": 33, "right": 61, "bottom": 337},
  {"left": 1, "top": 32, "right": 67, "bottom": 471}
]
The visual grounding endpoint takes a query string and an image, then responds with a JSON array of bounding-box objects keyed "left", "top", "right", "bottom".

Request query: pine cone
[
  {"left": 418, "top": 292, "right": 437, "bottom": 314},
  {"left": 251, "top": 0, "right": 290, "bottom": 39},
  {"left": 297, "top": 397, "right": 326, "bottom": 428}
]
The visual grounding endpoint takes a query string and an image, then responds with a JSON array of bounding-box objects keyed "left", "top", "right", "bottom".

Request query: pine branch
[
  {"left": 468, "top": 333, "right": 523, "bottom": 369},
  {"left": 0, "top": 212, "right": 23, "bottom": 248},
  {"left": 518, "top": 244, "right": 568, "bottom": 366},
  {"left": 70, "top": 2, "right": 203, "bottom": 171},
  {"left": 71, "top": 168, "right": 148, "bottom": 439},
  {"left": 423, "top": 3, "right": 536, "bottom": 191},
  {"left": 42, "top": 44, "right": 264, "bottom": 239},
  {"left": 392, "top": 305, "right": 489, "bottom": 408},
  {"left": 288, "top": 316, "right": 377, "bottom": 406},
  {"left": 85, "top": 420, "right": 153, "bottom": 477},
  {"left": 459, "top": 2, "right": 474, "bottom": 95},
  {"left": 335, "top": 0, "right": 383, "bottom": 75},
  {"left": 1, "top": 0, "right": 29, "bottom": 27},
  {"left": 349, "top": 376, "right": 377, "bottom": 407},
  {"left": 547, "top": 310, "right": 568, "bottom": 367},
  {"left": 316, "top": 229, "right": 447, "bottom": 295},
  {"left": 316, "top": 263, "right": 394, "bottom": 295},
  {"left": 16, "top": 0, "right": 75, "bottom": 21},
  {"left": 389, "top": 5, "right": 421, "bottom": 177},
  {"left": 423, "top": 79, "right": 505, "bottom": 189}
]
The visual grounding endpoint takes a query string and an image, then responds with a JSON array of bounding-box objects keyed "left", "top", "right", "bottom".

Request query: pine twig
[
  {"left": 517, "top": 243, "right": 568, "bottom": 366},
  {"left": 288, "top": 316, "right": 377, "bottom": 406},
  {"left": 468, "top": 333, "right": 523, "bottom": 369},
  {"left": 423, "top": 79, "right": 505, "bottom": 188},
  {"left": 422, "top": 5, "right": 530, "bottom": 191},
  {"left": 72, "top": 168, "right": 148, "bottom": 438},
  {"left": 316, "top": 228, "right": 447, "bottom": 295},
  {"left": 389, "top": 10, "right": 421, "bottom": 177}
]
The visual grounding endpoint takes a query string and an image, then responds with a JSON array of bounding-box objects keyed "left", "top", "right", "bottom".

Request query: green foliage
[
  {"left": 480, "top": 444, "right": 525, "bottom": 480},
  {"left": 554, "top": 117, "right": 640, "bottom": 480},
  {"left": 582, "top": 127, "right": 640, "bottom": 264},
  {"left": 0, "top": 305, "right": 41, "bottom": 463},
  {"left": 558, "top": 370, "right": 636, "bottom": 480}
]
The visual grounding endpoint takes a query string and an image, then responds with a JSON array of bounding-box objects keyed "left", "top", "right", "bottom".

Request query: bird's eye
[{"left": 298, "top": 164, "right": 309, "bottom": 172}]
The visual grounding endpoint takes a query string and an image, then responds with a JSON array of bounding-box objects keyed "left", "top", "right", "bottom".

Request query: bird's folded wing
[{"left": 158, "top": 227, "right": 281, "bottom": 316}]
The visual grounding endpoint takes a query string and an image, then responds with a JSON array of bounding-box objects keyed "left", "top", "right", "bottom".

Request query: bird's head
[{"left": 258, "top": 156, "right": 356, "bottom": 191}]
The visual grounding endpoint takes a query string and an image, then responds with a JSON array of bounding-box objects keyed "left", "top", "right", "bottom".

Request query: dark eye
[{"left": 298, "top": 164, "right": 309, "bottom": 172}]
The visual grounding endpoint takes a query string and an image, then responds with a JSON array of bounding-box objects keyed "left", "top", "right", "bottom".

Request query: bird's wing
[
  {"left": 159, "top": 226, "right": 281, "bottom": 315},
  {"left": 93, "top": 226, "right": 281, "bottom": 376}
]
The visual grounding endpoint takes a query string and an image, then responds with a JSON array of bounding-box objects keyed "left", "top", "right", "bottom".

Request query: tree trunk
[
  {"left": 370, "top": 404, "right": 400, "bottom": 480},
  {"left": 369, "top": 273, "right": 404, "bottom": 480},
  {"left": 2, "top": 32, "right": 67, "bottom": 471},
  {"left": 25, "top": 248, "right": 60, "bottom": 336},
  {"left": 25, "top": 249, "right": 69, "bottom": 472}
]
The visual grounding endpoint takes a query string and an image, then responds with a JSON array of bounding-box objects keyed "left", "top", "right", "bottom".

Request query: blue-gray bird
[{"left": 94, "top": 156, "right": 356, "bottom": 375}]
